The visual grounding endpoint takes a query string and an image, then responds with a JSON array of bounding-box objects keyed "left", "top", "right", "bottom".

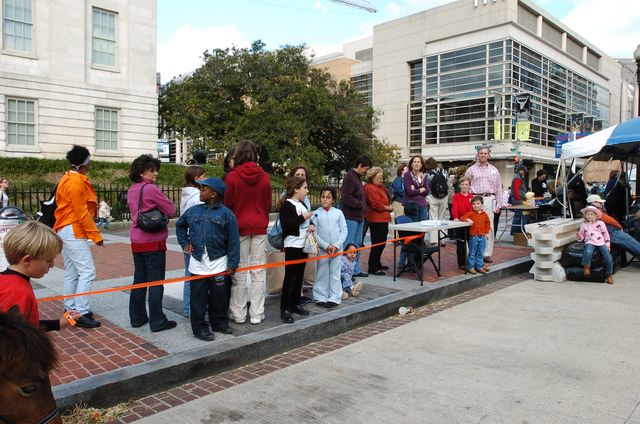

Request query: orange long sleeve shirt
[
  {"left": 53, "top": 171, "right": 102, "bottom": 244},
  {"left": 460, "top": 209, "right": 491, "bottom": 237}
]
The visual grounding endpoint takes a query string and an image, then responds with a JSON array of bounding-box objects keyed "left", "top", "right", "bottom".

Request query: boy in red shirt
[
  {"left": 0, "top": 221, "right": 79, "bottom": 331},
  {"left": 460, "top": 196, "right": 492, "bottom": 274}
]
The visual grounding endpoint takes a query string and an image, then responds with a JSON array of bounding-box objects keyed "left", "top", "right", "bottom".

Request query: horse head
[{"left": 0, "top": 306, "right": 61, "bottom": 424}]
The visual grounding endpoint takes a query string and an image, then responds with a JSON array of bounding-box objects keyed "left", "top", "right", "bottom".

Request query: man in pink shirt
[{"left": 464, "top": 145, "right": 503, "bottom": 262}]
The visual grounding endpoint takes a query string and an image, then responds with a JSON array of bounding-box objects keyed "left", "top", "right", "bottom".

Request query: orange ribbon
[{"left": 37, "top": 234, "right": 421, "bottom": 303}]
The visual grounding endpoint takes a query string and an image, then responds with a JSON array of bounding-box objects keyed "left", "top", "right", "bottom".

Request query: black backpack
[
  {"left": 36, "top": 184, "right": 58, "bottom": 228},
  {"left": 429, "top": 170, "right": 448, "bottom": 199}
]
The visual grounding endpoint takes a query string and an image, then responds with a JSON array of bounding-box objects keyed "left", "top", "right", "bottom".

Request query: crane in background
[{"left": 328, "top": 0, "right": 377, "bottom": 13}]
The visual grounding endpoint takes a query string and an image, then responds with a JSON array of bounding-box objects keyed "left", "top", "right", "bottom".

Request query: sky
[{"left": 157, "top": 0, "right": 640, "bottom": 83}]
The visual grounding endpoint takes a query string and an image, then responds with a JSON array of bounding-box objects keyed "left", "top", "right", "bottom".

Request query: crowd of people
[{"left": 2, "top": 142, "right": 639, "bottom": 343}]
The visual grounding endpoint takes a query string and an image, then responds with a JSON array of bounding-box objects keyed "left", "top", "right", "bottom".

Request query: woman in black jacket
[{"left": 279, "top": 176, "right": 313, "bottom": 324}]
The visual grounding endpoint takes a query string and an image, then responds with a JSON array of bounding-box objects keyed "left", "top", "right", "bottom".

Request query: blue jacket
[
  {"left": 176, "top": 201, "right": 240, "bottom": 269},
  {"left": 391, "top": 176, "right": 404, "bottom": 203}
]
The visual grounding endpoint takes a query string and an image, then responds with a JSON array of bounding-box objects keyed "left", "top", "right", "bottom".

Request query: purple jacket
[
  {"left": 128, "top": 181, "right": 175, "bottom": 244},
  {"left": 402, "top": 171, "right": 430, "bottom": 207},
  {"left": 340, "top": 169, "right": 366, "bottom": 221}
]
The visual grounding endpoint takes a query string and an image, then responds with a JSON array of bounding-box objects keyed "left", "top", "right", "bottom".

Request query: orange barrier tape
[{"left": 37, "top": 234, "right": 421, "bottom": 303}]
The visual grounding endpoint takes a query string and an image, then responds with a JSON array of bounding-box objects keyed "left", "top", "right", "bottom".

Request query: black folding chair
[{"left": 395, "top": 215, "right": 440, "bottom": 279}]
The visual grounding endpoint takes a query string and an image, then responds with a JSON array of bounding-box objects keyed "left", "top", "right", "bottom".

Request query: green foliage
[
  {"left": 0, "top": 157, "right": 222, "bottom": 188},
  {"left": 159, "top": 41, "right": 399, "bottom": 183}
]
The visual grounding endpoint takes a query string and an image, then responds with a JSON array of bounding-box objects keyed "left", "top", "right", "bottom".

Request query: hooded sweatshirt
[
  {"left": 223, "top": 161, "right": 272, "bottom": 236},
  {"left": 180, "top": 186, "right": 202, "bottom": 216}
]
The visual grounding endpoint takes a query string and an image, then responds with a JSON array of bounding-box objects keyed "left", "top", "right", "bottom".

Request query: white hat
[{"left": 586, "top": 194, "right": 606, "bottom": 204}]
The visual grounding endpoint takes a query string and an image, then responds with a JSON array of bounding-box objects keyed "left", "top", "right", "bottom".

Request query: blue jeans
[
  {"left": 403, "top": 203, "right": 429, "bottom": 222},
  {"left": 59, "top": 224, "right": 96, "bottom": 315},
  {"left": 345, "top": 219, "right": 364, "bottom": 274},
  {"left": 96, "top": 217, "right": 110, "bottom": 229},
  {"left": 183, "top": 253, "right": 191, "bottom": 316},
  {"left": 467, "top": 235, "right": 486, "bottom": 271},
  {"left": 510, "top": 211, "right": 530, "bottom": 235},
  {"left": 610, "top": 229, "right": 640, "bottom": 258},
  {"left": 582, "top": 244, "right": 613, "bottom": 275}
]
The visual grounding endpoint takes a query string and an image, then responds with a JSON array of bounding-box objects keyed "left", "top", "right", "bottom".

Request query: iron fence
[{"left": 7, "top": 184, "right": 341, "bottom": 220}]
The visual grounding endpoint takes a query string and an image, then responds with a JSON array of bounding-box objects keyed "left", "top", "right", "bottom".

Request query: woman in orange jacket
[
  {"left": 364, "top": 167, "right": 393, "bottom": 276},
  {"left": 53, "top": 145, "right": 103, "bottom": 328}
]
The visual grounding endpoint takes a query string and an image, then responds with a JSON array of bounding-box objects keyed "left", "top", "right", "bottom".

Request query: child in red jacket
[{"left": 0, "top": 221, "right": 80, "bottom": 331}]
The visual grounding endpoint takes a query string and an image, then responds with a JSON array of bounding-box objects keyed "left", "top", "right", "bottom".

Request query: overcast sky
[{"left": 157, "top": 0, "right": 640, "bottom": 83}]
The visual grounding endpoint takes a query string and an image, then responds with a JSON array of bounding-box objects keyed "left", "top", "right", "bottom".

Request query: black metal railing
[{"left": 7, "top": 184, "right": 341, "bottom": 220}]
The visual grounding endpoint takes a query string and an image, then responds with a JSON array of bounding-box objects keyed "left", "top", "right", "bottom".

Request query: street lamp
[{"left": 634, "top": 44, "right": 640, "bottom": 117}]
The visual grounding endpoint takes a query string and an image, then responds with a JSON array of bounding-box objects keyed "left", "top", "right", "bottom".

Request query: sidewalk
[
  {"left": 33, "top": 225, "right": 533, "bottom": 408},
  {"left": 129, "top": 265, "right": 640, "bottom": 424}
]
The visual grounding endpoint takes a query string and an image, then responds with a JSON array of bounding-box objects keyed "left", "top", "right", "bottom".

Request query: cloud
[
  {"left": 157, "top": 25, "right": 249, "bottom": 83},
  {"left": 313, "top": 1, "right": 329, "bottom": 12},
  {"left": 561, "top": 0, "right": 640, "bottom": 57}
]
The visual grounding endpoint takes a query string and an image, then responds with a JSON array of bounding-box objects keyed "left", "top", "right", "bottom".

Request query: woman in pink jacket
[{"left": 127, "top": 155, "right": 176, "bottom": 331}]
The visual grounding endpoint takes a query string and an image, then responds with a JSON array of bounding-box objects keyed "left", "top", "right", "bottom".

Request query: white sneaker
[{"left": 250, "top": 314, "right": 265, "bottom": 325}]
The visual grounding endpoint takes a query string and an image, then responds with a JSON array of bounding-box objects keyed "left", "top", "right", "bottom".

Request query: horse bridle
[{"left": 0, "top": 406, "right": 60, "bottom": 424}]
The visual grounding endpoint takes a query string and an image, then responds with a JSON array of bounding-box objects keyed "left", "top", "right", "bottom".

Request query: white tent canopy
[{"left": 561, "top": 125, "right": 616, "bottom": 160}]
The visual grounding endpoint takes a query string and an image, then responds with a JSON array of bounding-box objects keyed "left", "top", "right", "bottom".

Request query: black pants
[
  {"left": 130, "top": 250, "right": 169, "bottom": 331},
  {"left": 281, "top": 247, "right": 307, "bottom": 313},
  {"left": 368, "top": 222, "right": 389, "bottom": 273},
  {"left": 451, "top": 227, "right": 468, "bottom": 268},
  {"left": 190, "top": 274, "right": 230, "bottom": 335}
]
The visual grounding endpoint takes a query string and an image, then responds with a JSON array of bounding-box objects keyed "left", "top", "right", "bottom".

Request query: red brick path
[
  {"left": 39, "top": 300, "right": 168, "bottom": 386},
  {"left": 54, "top": 243, "right": 185, "bottom": 280}
]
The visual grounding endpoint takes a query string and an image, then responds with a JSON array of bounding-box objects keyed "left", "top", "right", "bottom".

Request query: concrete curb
[{"left": 54, "top": 256, "right": 533, "bottom": 409}]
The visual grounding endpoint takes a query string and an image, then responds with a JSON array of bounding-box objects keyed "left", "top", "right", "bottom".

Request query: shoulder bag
[{"left": 137, "top": 183, "right": 169, "bottom": 232}]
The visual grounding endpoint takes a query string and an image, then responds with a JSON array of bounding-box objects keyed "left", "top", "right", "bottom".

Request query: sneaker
[
  {"left": 466, "top": 268, "right": 477, "bottom": 274},
  {"left": 325, "top": 301, "right": 339, "bottom": 308},
  {"left": 194, "top": 331, "right": 215, "bottom": 341},
  {"left": 352, "top": 281, "right": 364, "bottom": 297},
  {"left": 341, "top": 291, "right": 349, "bottom": 300},
  {"left": 250, "top": 314, "right": 265, "bottom": 325},
  {"left": 76, "top": 314, "right": 101, "bottom": 329},
  {"left": 316, "top": 301, "right": 327, "bottom": 307},
  {"left": 476, "top": 268, "right": 488, "bottom": 274}
]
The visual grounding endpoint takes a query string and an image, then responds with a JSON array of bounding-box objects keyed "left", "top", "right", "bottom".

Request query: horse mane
[{"left": 0, "top": 306, "right": 58, "bottom": 379}]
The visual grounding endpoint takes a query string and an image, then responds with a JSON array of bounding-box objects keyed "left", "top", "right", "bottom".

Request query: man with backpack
[{"left": 425, "top": 157, "right": 449, "bottom": 245}]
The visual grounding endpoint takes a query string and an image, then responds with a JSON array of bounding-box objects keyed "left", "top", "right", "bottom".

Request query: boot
[
  {"left": 583, "top": 265, "right": 591, "bottom": 278},
  {"left": 606, "top": 275, "right": 614, "bottom": 285}
]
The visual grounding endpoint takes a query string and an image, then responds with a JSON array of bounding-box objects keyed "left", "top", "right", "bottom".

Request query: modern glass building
[
  {"left": 410, "top": 39, "right": 610, "bottom": 155},
  {"left": 316, "top": 0, "right": 634, "bottom": 181}
]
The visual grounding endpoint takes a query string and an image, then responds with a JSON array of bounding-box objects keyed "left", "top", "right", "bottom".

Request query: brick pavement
[
  {"left": 105, "top": 273, "right": 531, "bottom": 423},
  {"left": 39, "top": 300, "right": 168, "bottom": 386},
  {"left": 53, "top": 242, "right": 185, "bottom": 280}
]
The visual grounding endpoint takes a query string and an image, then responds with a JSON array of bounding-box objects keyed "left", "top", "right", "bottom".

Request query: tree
[{"left": 159, "top": 41, "right": 399, "bottom": 182}]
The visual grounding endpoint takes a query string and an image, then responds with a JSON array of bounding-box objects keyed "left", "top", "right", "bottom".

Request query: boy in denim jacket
[{"left": 176, "top": 178, "right": 240, "bottom": 341}]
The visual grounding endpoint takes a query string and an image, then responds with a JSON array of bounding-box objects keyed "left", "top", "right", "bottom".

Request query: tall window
[
  {"left": 3, "top": 0, "right": 33, "bottom": 52},
  {"left": 92, "top": 8, "right": 116, "bottom": 66},
  {"left": 6, "top": 98, "right": 35, "bottom": 146},
  {"left": 95, "top": 108, "right": 118, "bottom": 150}
]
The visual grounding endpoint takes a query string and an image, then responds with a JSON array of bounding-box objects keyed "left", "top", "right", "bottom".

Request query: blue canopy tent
[{"left": 560, "top": 117, "right": 640, "bottom": 218}]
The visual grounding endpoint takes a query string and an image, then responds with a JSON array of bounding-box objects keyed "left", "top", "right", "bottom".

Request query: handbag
[
  {"left": 302, "top": 232, "right": 318, "bottom": 254},
  {"left": 267, "top": 216, "right": 283, "bottom": 250},
  {"left": 136, "top": 183, "right": 169, "bottom": 232}
]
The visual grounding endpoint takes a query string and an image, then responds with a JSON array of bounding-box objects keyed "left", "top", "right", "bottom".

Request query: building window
[
  {"left": 350, "top": 73, "right": 373, "bottom": 106},
  {"left": 3, "top": 0, "right": 33, "bottom": 52},
  {"left": 95, "top": 108, "right": 118, "bottom": 150},
  {"left": 92, "top": 8, "right": 116, "bottom": 66},
  {"left": 6, "top": 98, "right": 35, "bottom": 146}
]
